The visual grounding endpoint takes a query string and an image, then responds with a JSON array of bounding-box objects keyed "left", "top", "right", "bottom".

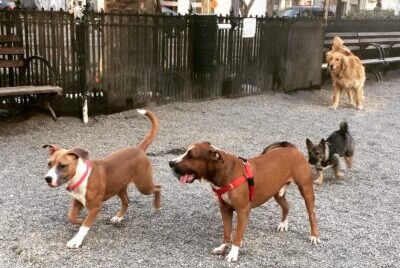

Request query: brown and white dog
[
  {"left": 43, "top": 109, "right": 161, "bottom": 248},
  {"left": 326, "top": 36, "right": 366, "bottom": 110},
  {"left": 169, "top": 142, "right": 320, "bottom": 262}
]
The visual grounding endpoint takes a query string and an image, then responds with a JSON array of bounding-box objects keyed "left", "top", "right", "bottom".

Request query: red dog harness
[
  {"left": 66, "top": 161, "right": 92, "bottom": 191},
  {"left": 212, "top": 160, "right": 255, "bottom": 209}
]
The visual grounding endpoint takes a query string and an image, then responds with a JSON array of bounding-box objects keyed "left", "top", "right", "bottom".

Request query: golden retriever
[{"left": 326, "top": 37, "right": 366, "bottom": 110}]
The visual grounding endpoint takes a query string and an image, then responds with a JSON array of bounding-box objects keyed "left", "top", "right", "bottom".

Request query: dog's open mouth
[{"left": 179, "top": 174, "right": 199, "bottom": 184}]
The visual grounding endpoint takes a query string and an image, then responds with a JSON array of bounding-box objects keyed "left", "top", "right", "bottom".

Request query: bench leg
[
  {"left": 45, "top": 101, "right": 58, "bottom": 121},
  {"left": 372, "top": 69, "right": 383, "bottom": 82}
]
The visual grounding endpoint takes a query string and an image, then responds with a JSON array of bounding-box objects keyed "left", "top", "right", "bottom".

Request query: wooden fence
[{"left": 0, "top": 10, "right": 326, "bottom": 115}]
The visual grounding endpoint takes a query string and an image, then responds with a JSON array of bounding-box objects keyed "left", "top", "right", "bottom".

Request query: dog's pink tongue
[
  {"left": 179, "top": 175, "right": 188, "bottom": 184},
  {"left": 179, "top": 174, "right": 194, "bottom": 184}
]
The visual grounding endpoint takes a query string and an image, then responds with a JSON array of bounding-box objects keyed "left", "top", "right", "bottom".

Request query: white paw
[
  {"left": 66, "top": 237, "right": 82, "bottom": 248},
  {"left": 212, "top": 243, "right": 227, "bottom": 255},
  {"left": 225, "top": 245, "right": 239, "bottom": 262},
  {"left": 310, "top": 236, "right": 321, "bottom": 245},
  {"left": 277, "top": 219, "right": 288, "bottom": 232},
  {"left": 110, "top": 216, "right": 124, "bottom": 224},
  {"left": 329, "top": 105, "right": 337, "bottom": 110}
]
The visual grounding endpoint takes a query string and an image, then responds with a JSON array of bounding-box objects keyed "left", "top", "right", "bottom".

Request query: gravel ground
[{"left": 1, "top": 71, "right": 400, "bottom": 268}]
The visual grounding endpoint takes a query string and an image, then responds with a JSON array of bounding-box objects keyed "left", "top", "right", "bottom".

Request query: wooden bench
[
  {"left": 323, "top": 31, "right": 400, "bottom": 81},
  {"left": 0, "top": 35, "right": 62, "bottom": 120}
]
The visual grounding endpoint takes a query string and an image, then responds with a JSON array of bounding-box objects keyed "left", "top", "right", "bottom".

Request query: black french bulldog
[{"left": 306, "top": 122, "right": 355, "bottom": 185}]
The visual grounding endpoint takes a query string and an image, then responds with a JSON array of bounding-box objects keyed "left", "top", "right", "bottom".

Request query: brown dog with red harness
[
  {"left": 169, "top": 141, "right": 320, "bottom": 262},
  {"left": 43, "top": 109, "right": 161, "bottom": 248}
]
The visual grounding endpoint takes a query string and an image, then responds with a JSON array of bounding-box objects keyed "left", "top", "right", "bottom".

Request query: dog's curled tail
[
  {"left": 339, "top": 121, "right": 349, "bottom": 135},
  {"left": 333, "top": 36, "right": 344, "bottom": 46},
  {"left": 262, "top": 141, "right": 296, "bottom": 155},
  {"left": 137, "top": 109, "right": 159, "bottom": 151}
]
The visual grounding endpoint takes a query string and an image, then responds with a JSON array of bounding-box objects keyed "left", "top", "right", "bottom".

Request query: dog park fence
[
  {"left": 2, "top": 9, "right": 398, "bottom": 116},
  {"left": 0, "top": 9, "right": 326, "bottom": 116}
]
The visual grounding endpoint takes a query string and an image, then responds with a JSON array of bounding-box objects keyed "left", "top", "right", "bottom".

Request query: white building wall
[{"left": 214, "top": 0, "right": 267, "bottom": 16}]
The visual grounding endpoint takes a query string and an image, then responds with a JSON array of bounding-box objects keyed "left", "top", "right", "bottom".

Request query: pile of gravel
[{"left": 1, "top": 71, "right": 399, "bottom": 267}]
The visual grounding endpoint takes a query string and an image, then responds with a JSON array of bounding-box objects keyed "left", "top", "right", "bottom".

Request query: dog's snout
[
  {"left": 45, "top": 176, "right": 52, "bottom": 183},
  {"left": 169, "top": 161, "right": 176, "bottom": 168}
]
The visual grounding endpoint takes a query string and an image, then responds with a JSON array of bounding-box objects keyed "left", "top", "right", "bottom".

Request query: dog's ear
[
  {"left": 209, "top": 150, "right": 224, "bottom": 163},
  {"left": 318, "top": 139, "right": 326, "bottom": 149},
  {"left": 306, "top": 138, "right": 313, "bottom": 149},
  {"left": 67, "top": 148, "right": 89, "bottom": 160},
  {"left": 325, "top": 51, "right": 332, "bottom": 62},
  {"left": 43, "top": 144, "right": 61, "bottom": 156}
]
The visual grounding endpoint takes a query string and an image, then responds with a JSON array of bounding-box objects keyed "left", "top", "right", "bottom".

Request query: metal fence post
[{"left": 76, "top": 4, "right": 89, "bottom": 123}]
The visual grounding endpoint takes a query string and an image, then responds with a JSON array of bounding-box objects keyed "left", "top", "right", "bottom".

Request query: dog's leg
[
  {"left": 297, "top": 182, "right": 320, "bottom": 244},
  {"left": 134, "top": 170, "right": 161, "bottom": 212},
  {"left": 66, "top": 204, "right": 101, "bottom": 248},
  {"left": 347, "top": 90, "right": 355, "bottom": 107},
  {"left": 330, "top": 86, "right": 341, "bottom": 110},
  {"left": 225, "top": 207, "right": 250, "bottom": 262},
  {"left": 212, "top": 207, "right": 233, "bottom": 255},
  {"left": 314, "top": 168, "right": 324, "bottom": 185},
  {"left": 345, "top": 156, "right": 353, "bottom": 169},
  {"left": 111, "top": 188, "right": 130, "bottom": 224},
  {"left": 332, "top": 154, "right": 344, "bottom": 178},
  {"left": 68, "top": 199, "right": 84, "bottom": 225},
  {"left": 153, "top": 184, "right": 161, "bottom": 212},
  {"left": 274, "top": 194, "right": 289, "bottom": 232},
  {"left": 355, "top": 87, "right": 364, "bottom": 110}
]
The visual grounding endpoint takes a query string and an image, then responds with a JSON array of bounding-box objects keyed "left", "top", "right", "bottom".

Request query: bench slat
[
  {"left": 0, "top": 60, "right": 24, "bottom": 68},
  {"left": 0, "top": 85, "right": 62, "bottom": 97},
  {"left": 0, "top": 47, "right": 24, "bottom": 55},
  {"left": 324, "top": 38, "right": 360, "bottom": 45},
  {"left": 325, "top": 32, "right": 358, "bottom": 37},
  {"left": 385, "top": 56, "right": 400, "bottom": 63},
  {"left": 0, "top": 35, "right": 21, "bottom": 43},
  {"left": 358, "top": 32, "right": 400, "bottom": 36},
  {"left": 359, "top": 37, "right": 400, "bottom": 43}
]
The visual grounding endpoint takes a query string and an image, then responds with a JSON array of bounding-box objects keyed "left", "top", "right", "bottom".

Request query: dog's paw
[
  {"left": 212, "top": 243, "right": 227, "bottom": 255},
  {"left": 313, "top": 179, "right": 323, "bottom": 185},
  {"left": 66, "top": 237, "right": 82, "bottom": 249},
  {"left": 110, "top": 216, "right": 124, "bottom": 224},
  {"left": 277, "top": 219, "right": 288, "bottom": 232},
  {"left": 356, "top": 105, "right": 364, "bottom": 110},
  {"left": 225, "top": 246, "right": 239, "bottom": 262},
  {"left": 335, "top": 172, "right": 344, "bottom": 178},
  {"left": 329, "top": 105, "right": 338, "bottom": 110},
  {"left": 310, "top": 236, "right": 321, "bottom": 245}
]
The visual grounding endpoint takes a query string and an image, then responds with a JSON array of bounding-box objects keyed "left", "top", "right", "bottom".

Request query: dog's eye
[
  {"left": 47, "top": 162, "right": 52, "bottom": 168},
  {"left": 58, "top": 164, "right": 68, "bottom": 169}
]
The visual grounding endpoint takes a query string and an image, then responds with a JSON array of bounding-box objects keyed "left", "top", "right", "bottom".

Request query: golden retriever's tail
[
  {"left": 333, "top": 36, "right": 344, "bottom": 46},
  {"left": 137, "top": 109, "right": 159, "bottom": 151},
  {"left": 332, "top": 36, "right": 353, "bottom": 56}
]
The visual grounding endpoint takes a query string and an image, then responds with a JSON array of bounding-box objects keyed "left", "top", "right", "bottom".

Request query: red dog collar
[
  {"left": 212, "top": 161, "right": 255, "bottom": 209},
  {"left": 66, "top": 161, "right": 92, "bottom": 191}
]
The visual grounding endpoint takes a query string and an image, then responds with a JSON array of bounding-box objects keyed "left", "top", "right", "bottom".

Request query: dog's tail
[
  {"left": 137, "top": 109, "right": 159, "bottom": 151},
  {"left": 333, "top": 36, "right": 344, "bottom": 46},
  {"left": 332, "top": 36, "right": 353, "bottom": 56},
  {"left": 262, "top": 141, "right": 296, "bottom": 155},
  {"left": 339, "top": 121, "right": 349, "bottom": 136}
]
